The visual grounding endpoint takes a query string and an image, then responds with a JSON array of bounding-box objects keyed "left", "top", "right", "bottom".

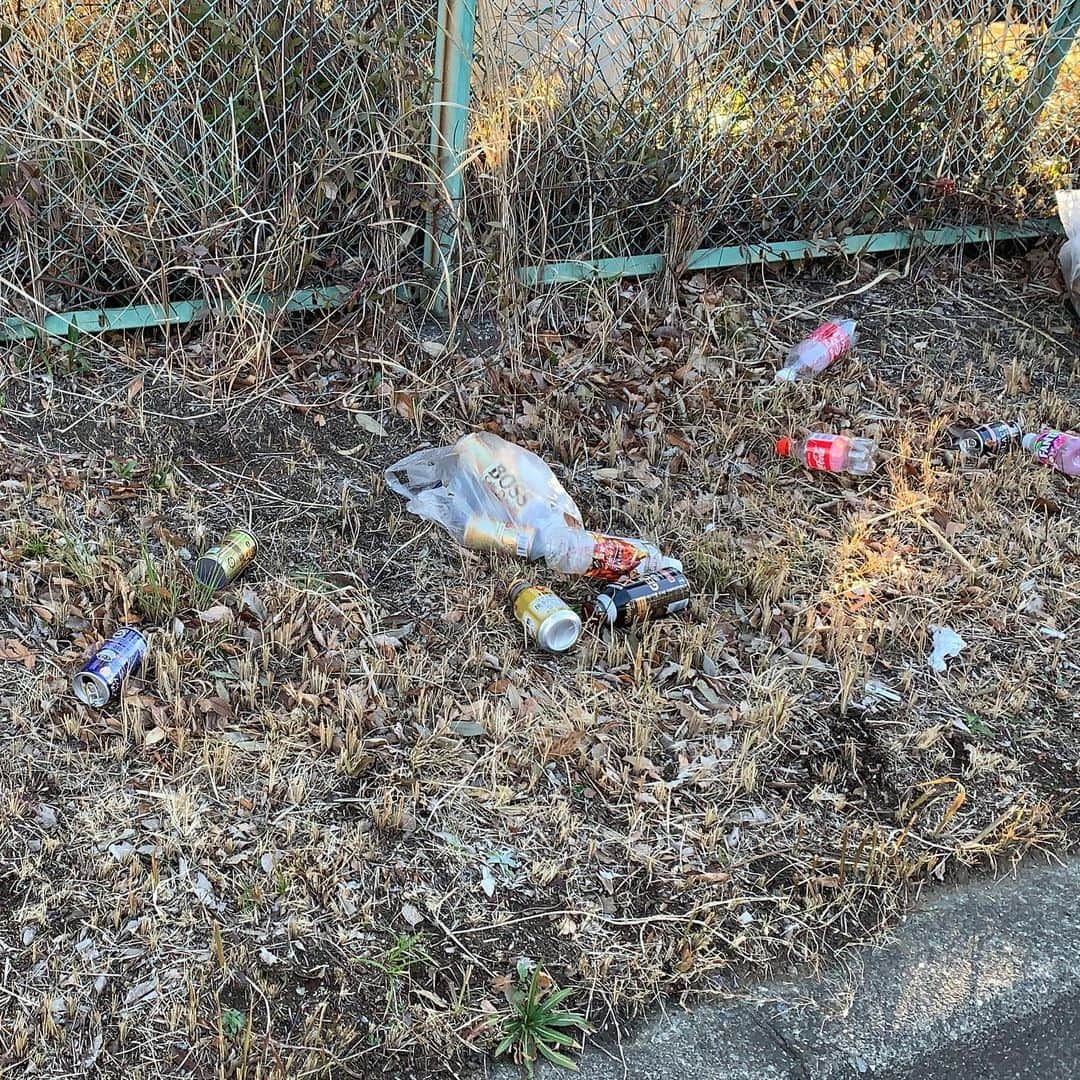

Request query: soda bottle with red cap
[{"left": 776, "top": 433, "right": 877, "bottom": 475}]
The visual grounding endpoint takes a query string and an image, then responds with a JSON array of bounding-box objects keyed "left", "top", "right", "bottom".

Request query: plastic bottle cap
[
  {"left": 776, "top": 437, "right": 792, "bottom": 457},
  {"left": 774, "top": 367, "right": 798, "bottom": 383}
]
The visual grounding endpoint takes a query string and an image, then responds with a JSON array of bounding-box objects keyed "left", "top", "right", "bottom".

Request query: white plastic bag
[
  {"left": 388, "top": 432, "right": 681, "bottom": 579},
  {"left": 1057, "top": 190, "right": 1080, "bottom": 316},
  {"left": 385, "top": 433, "right": 583, "bottom": 546}
]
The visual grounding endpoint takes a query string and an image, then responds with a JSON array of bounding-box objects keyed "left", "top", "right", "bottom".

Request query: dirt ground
[{"left": 1, "top": 244, "right": 1079, "bottom": 1078}]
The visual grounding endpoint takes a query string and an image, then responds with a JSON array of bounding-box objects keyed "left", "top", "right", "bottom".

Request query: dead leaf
[
  {"left": 240, "top": 588, "right": 267, "bottom": 623},
  {"left": 198, "top": 605, "right": 233, "bottom": 625},
  {"left": 1, "top": 638, "right": 37, "bottom": 669},
  {"left": 353, "top": 412, "right": 388, "bottom": 437},
  {"left": 124, "top": 979, "right": 157, "bottom": 1008},
  {"left": 545, "top": 731, "right": 585, "bottom": 759},
  {"left": 449, "top": 720, "right": 485, "bottom": 737}
]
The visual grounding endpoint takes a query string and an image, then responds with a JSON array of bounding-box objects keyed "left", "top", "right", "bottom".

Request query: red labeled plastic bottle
[
  {"left": 776, "top": 433, "right": 877, "bottom": 475},
  {"left": 775, "top": 319, "right": 856, "bottom": 383}
]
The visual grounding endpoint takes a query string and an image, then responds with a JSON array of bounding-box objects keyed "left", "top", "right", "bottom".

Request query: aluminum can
[
  {"left": 509, "top": 580, "right": 582, "bottom": 652},
  {"left": 195, "top": 528, "right": 257, "bottom": 589},
  {"left": 593, "top": 568, "right": 691, "bottom": 626},
  {"left": 463, "top": 516, "right": 536, "bottom": 559},
  {"left": 72, "top": 627, "right": 148, "bottom": 707},
  {"left": 951, "top": 420, "right": 1023, "bottom": 459}
]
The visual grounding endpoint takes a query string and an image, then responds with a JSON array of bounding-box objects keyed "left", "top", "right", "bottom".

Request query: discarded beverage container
[
  {"left": 593, "top": 568, "right": 691, "bottom": 626},
  {"left": 462, "top": 514, "right": 679, "bottom": 582},
  {"left": 534, "top": 527, "right": 681, "bottom": 582},
  {"left": 463, "top": 515, "right": 537, "bottom": 559},
  {"left": 775, "top": 319, "right": 856, "bottom": 383},
  {"left": 508, "top": 580, "right": 582, "bottom": 652},
  {"left": 950, "top": 420, "right": 1024, "bottom": 459},
  {"left": 72, "top": 627, "right": 148, "bottom": 707},
  {"left": 776, "top": 433, "right": 877, "bottom": 475},
  {"left": 1023, "top": 428, "right": 1080, "bottom": 476},
  {"left": 386, "top": 434, "right": 678, "bottom": 581},
  {"left": 195, "top": 528, "right": 258, "bottom": 590}
]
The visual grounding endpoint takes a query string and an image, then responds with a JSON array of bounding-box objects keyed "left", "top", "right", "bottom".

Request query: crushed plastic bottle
[
  {"left": 1023, "top": 428, "right": 1080, "bottom": 477},
  {"left": 775, "top": 319, "right": 856, "bottom": 383},
  {"left": 535, "top": 526, "right": 681, "bottom": 582},
  {"left": 776, "top": 433, "right": 877, "bottom": 475}
]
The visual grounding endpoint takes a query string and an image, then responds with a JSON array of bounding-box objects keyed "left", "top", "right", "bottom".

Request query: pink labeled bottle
[
  {"left": 775, "top": 319, "right": 857, "bottom": 383},
  {"left": 776, "top": 433, "right": 877, "bottom": 475},
  {"left": 1023, "top": 428, "right": 1080, "bottom": 477}
]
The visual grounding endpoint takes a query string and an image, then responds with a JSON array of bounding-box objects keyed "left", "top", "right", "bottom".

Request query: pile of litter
[
  {"left": 70, "top": 311, "right": 1080, "bottom": 702},
  {"left": 775, "top": 320, "right": 1080, "bottom": 479},
  {"left": 70, "top": 437, "right": 691, "bottom": 703},
  {"left": 71, "top": 529, "right": 258, "bottom": 706},
  {"left": 385, "top": 433, "right": 688, "bottom": 652},
  {"left": 62, "top": 195, "right": 1080, "bottom": 701}
]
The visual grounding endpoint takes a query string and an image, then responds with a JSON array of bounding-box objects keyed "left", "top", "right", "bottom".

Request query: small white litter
[
  {"left": 928, "top": 625, "right": 966, "bottom": 673},
  {"left": 1058, "top": 190, "right": 1080, "bottom": 316}
]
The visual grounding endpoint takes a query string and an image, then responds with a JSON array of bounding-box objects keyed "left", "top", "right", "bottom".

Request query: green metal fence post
[
  {"left": 425, "top": 0, "right": 477, "bottom": 311},
  {"left": 1027, "top": 0, "right": 1080, "bottom": 115},
  {"left": 997, "top": 0, "right": 1080, "bottom": 173}
]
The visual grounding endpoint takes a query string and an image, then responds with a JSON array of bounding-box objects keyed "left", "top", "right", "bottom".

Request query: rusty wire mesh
[
  {"left": 469, "top": 0, "right": 1080, "bottom": 271},
  {"left": 0, "top": 0, "right": 437, "bottom": 315}
]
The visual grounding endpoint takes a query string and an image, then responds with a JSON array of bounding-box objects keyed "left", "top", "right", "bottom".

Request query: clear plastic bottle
[
  {"left": 776, "top": 433, "right": 877, "bottom": 475},
  {"left": 1023, "top": 428, "right": 1080, "bottom": 477},
  {"left": 535, "top": 526, "right": 682, "bottom": 582},
  {"left": 775, "top": 319, "right": 857, "bottom": 383},
  {"left": 460, "top": 514, "right": 680, "bottom": 581}
]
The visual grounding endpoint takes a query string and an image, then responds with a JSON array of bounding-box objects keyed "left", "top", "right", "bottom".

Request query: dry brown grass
[{"left": 1, "top": 247, "right": 1079, "bottom": 1078}]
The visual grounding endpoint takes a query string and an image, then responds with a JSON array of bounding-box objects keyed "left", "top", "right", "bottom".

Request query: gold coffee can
[{"left": 194, "top": 528, "right": 258, "bottom": 591}]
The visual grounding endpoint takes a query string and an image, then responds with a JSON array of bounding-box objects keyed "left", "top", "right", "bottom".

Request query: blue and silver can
[{"left": 72, "top": 627, "right": 148, "bottom": 707}]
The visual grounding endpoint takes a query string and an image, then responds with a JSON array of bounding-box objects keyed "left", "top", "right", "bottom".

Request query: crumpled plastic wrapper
[
  {"left": 928, "top": 625, "right": 966, "bottom": 673},
  {"left": 1058, "top": 189, "right": 1080, "bottom": 317}
]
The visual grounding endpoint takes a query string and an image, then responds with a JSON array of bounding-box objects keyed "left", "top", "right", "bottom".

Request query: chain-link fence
[
  {"left": 1, "top": 0, "right": 1078, "bottom": 324},
  {"left": 0, "top": 0, "right": 437, "bottom": 318},
  {"left": 469, "top": 0, "right": 1080, "bottom": 274}
]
